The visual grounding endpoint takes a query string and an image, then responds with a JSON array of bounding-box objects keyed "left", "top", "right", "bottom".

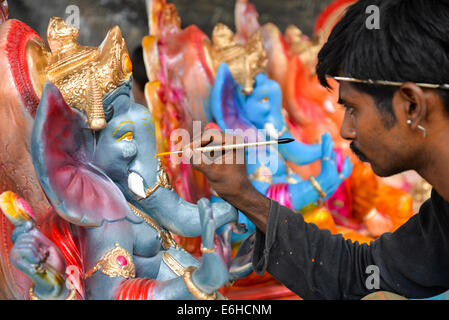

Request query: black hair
[{"left": 317, "top": 0, "right": 449, "bottom": 126}]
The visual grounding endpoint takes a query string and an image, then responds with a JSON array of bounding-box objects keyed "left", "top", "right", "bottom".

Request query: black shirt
[{"left": 252, "top": 189, "right": 449, "bottom": 299}]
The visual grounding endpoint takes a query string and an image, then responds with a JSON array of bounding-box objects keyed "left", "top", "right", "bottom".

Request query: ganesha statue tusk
[{"left": 0, "top": 15, "right": 252, "bottom": 300}]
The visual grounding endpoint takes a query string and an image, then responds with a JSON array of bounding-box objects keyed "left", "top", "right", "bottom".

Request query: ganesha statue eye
[{"left": 116, "top": 132, "right": 134, "bottom": 142}]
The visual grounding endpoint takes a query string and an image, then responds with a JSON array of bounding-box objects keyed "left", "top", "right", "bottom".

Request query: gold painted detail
[
  {"left": 145, "top": 161, "right": 173, "bottom": 197},
  {"left": 208, "top": 23, "right": 267, "bottom": 95},
  {"left": 128, "top": 202, "right": 179, "bottom": 250},
  {"left": 200, "top": 245, "right": 215, "bottom": 254},
  {"left": 286, "top": 175, "right": 299, "bottom": 184},
  {"left": 84, "top": 243, "right": 136, "bottom": 279},
  {"left": 29, "top": 285, "right": 77, "bottom": 300},
  {"left": 183, "top": 266, "right": 217, "bottom": 300},
  {"left": 86, "top": 67, "right": 106, "bottom": 130},
  {"left": 309, "top": 176, "right": 327, "bottom": 199},
  {"left": 27, "top": 17, "right": 132, "bottom": 130},
  {"left": 285, "top": 166, "right": 299, "bottom": 184},
  {"left": 162, "top": 253, "right": 220, "bottom": 300},
  {"left": 161, "top": 251, "right": 185, "bottom": 277}
]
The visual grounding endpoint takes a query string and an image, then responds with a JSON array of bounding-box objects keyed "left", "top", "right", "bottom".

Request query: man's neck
[{"left": 416, "top": 129, "right": 449, "bottom": 202}]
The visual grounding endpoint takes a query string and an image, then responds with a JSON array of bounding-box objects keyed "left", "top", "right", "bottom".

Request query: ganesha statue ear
[
  {"left": 209, "top": 63, "right": 253, "bottom": 132},
  {"left": 31, "top": 81, "right": 130, "bottom": 227}
]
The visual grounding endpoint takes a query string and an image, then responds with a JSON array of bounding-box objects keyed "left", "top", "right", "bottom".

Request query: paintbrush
[{"left": 154, "top": 138, "right": 295, "bottom": 158}]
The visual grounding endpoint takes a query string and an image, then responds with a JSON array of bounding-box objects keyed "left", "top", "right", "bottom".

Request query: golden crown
[
  {"left": 27, "top": 17, "right": 133, "bottom": 130},
  {"left": 208, "top": 23, "right": 267, "bottom": 95}
]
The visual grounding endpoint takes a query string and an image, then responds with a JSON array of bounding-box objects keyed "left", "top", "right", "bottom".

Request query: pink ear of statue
[{"left": 32, "top": 82, "right": 129, "bottom": 227}]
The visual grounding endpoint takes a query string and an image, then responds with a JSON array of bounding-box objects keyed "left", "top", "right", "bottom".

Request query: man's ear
[{"left": 398, "top": 82, "right": 428, "bottom": 129}]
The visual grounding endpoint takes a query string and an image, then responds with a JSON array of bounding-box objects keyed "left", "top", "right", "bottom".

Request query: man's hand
[
  {"left": 187, "top": 129, "right": 271, "bottom": 232},
  {"left": 187, "top": 130, "right": 249, "bottom": 199}
]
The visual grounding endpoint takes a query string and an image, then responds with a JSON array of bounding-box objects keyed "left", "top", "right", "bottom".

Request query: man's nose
[{"left": 340, "top": 116, "right": 356, "bottom": 141}]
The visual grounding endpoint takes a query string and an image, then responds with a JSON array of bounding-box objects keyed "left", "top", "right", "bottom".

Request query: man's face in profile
[{"left": 338, "top": 81, "right": 411, "bottom": 178}]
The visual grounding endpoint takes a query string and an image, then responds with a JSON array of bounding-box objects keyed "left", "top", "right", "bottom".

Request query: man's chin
[{"left": 369, "top": 162, "right": 401, "bottom": 178}]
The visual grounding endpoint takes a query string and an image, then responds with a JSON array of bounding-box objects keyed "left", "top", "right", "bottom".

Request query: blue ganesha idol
[
  {"left": 0, "top": 18, "right": 249, "bottom": 300},
  {"left": 209, "top": 63, "right": 353, "bottom": 242}
]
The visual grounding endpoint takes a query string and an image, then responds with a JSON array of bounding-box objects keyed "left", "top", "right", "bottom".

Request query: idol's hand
[
  {"left": 315, "top": 132, "right": 353, "bottom": 199},
  {"left": 10, "top": 221, "right": 69, "bottom": 299},
  {"left": 0, "top": 191, "right": 69, "bottom": 299},
  {"left": 191, "top": 198, "right": 229, "bottom": 294}
]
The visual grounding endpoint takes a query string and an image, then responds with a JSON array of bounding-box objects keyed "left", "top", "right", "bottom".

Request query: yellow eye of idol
[
  {"left": 260, "top": 97, "right": 269, "bottom": 102},
  {"left": 116, "top": 132, "right": 133, "bottom": 141},
  {"left": 122, "top": 54, "right": 133, "bottom": 75}
]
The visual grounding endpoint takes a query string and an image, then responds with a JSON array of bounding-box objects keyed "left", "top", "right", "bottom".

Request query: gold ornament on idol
[
  {"left": 84, "top": 243, "right": 136, "bottom": 279},
  {"left": 206, "top": 23, "right": 268, "bottom": 95},
  {"left": 143, "top": 161, "right": 174, "bottom": 198},
  {"left": 309, "top": 176, "right": 327, "bottom": 199},
  {"left": 29, "top": 285, "right": 77, "bottom": 300},
  {"left": 183, "top": 266, "right": 217, "bottom": 300},
  {"left": 161, "top": 251, "right": 185, "bottom": 277},
  {"left": 26, "top": 17, "right": 133, "bottom": 130}
]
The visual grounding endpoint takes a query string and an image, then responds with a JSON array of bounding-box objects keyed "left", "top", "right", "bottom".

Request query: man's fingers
[
  {"left": 197, "top": 129, "right": 243, "bottom": 148},
  {"left": 201, "top": 129, "right": 221, "bottom": 146}
]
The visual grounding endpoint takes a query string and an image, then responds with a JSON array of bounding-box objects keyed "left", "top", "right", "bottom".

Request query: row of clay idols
[
  {"left": 142, "top": 0, "right": 417, "bottom": 243},
  {"left": 140, "top": 0, "right": 419, "bottom": 301}
]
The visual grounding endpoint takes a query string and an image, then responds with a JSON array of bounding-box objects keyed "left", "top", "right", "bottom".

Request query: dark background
[{"left": 8, "top": 0, "right": 334, "bottom": 54}]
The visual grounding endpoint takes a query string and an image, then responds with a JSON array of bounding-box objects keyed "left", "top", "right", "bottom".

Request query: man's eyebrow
[{"left": 112, "top": 121, "right": 134, "bottom": 135}]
